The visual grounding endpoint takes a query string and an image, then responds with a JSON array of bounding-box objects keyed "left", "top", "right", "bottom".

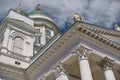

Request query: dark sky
[{"left": 0, "top": 0, "right": 120, "bottom": 33}]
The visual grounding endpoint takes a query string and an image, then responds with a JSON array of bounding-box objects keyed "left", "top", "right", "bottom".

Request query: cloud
[{"left": 0, "top": 0, "right": 120, "bottom": 32}]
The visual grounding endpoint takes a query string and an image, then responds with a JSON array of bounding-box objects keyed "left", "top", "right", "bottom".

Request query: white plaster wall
[
  {"left": 0, "top": 55, "right": 29, "bottom": 69},
  {"left": 25, "top": 36, "right": 34, "bottom": 57},
  {"left": 1, "top": 27, "right": 10, "bottom": 53},
  {"left": 8, "top": 10, "right": 34, "bottom": 26},
  {"left": 1, "top": 23, "right": 34, "bottom": 57},
  {"left": 41, "top": 26, "right": 46, "bottom": 45}
]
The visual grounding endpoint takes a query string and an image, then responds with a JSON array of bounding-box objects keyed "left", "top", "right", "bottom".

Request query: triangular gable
[{"left": 26, "top": 21, "right": 120, "bottom": 79}]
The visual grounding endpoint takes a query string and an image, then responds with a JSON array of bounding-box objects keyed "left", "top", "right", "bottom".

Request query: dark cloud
[{"left": 0, "top": 0, "right": 120, "bottom": 32}]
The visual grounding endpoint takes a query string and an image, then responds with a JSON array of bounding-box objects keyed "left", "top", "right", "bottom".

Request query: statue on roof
[
  {"left": 114, "top": 23, "right": 120, "bottom": 31},
  {"left": 36, "top": 4, "right": 40, "bottom": 11},
  {"left": 73, "top": 13, "right": 83, "bottom": 22},
  {"left": 16, "top": 3, "right": 22, "bottom": 13}
]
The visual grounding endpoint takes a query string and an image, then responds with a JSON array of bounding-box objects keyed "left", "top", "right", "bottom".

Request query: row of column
[{"left": 40, "top": 45, "right": 116, "bottom": 80}]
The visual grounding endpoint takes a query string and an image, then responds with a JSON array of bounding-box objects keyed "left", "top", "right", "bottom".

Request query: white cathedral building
[{"left": 0, "top": 4, "right": 120, "bottom": 80}]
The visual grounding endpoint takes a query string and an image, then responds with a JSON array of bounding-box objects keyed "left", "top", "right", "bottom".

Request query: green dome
[
  {"left": 28, "top": 4, "right": 54, "bottom": 23},
  {"left": 28, "top": 10, "right": 54, "bottom": 23},
  {"left": 28, "top": 10, "right": 48, "bottom": 16}
]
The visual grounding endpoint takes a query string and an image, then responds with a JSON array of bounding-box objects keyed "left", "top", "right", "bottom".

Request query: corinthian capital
[
  {"left": 76, "top": 45, "right": 92, "bottom": 61},
  {"left": 56, "top": 64, "right": 65, "bottom": 73},
  {"left": 54, "top": 63, "right": 67, "bottom": 77},
  {"left": 98, "top": 57, "right": 115, "bottom": 71}
]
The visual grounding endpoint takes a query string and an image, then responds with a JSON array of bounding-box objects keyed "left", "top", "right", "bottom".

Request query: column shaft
[
  {"left": 77, "top": 45, "right": 93, "bottom": 80},
  {"left": 79, "top": 59, "right": 93, "bottom": 80},
  {"left": 104, "top": 69, "right": 115, "bottom": 80}
]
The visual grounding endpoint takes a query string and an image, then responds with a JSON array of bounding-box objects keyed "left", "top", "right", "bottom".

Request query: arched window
[
  {"left": 13, "top": 36, "right": 24, "bottom": 54},
  {"left": 46, "top": 29, "right": 51, "bottom": 36}
]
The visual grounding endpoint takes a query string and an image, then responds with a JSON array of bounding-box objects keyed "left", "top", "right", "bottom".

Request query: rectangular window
[
  {"left": 15, "top": 61, "right": 21, "bottom": 65},
  {"left": 35, "top": 36, "right": 41, "bottom": 44}
]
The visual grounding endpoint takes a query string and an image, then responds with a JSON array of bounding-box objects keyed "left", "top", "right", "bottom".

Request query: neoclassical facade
[{"left": 0, "top": 4, "right": 120, "bottom": 80}]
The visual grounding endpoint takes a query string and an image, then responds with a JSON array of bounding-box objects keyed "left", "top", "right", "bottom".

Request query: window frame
[{"left": 13, "top": 36, "right": 24, "bottom": 54}]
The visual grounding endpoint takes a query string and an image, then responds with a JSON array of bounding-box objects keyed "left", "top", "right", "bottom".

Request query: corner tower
[{"left": 28, "top": 4, "right": 59, "bottom": 46}]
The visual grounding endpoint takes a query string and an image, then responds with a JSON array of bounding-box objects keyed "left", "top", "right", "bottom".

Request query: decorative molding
[
  {"left": 0, "top": 48, "right": 30, "bottom": 63},
  {"left": 77, "top": 25, "right": 120, "bottom": 51},
  {"left": 98, "top": 57, "right": 115, "bottom": 71},
  {"left": 27, "top": 29, "right": 76, "bottom": 74},
  {"left": 83, "top": 24, "right": 120, "bottom": 38},
  {"left": 0, "top": 66, "right": 25, "bottom": 80},
  {"left": 54, "top": 63, "right": 66, "bottom": 77},
  {"left": 75, "top": 45, "right": 92, "bottom": 61}
]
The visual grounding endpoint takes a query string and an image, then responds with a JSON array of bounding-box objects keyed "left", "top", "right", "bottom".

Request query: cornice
[
  {"left": 87, "top": 27, "right": 120, "bottom": 38},
  {"left": 77, "top": 24, "right": 120, "bottom": 51},
  {"left": 0, "top": 48, "right": 30, "bottom": 63},
  {"left": 80, "top": 23, "right": 120, "bottom": 38},
  {"left": 0, "top": 62, "right": 25, "bottom": 80},
  {"left": 0, "top": 67, "right": 24, "bottom": 75},
  {"left": 26, "top": 26, "right": 77, "bottom": 74},
  {"left": 0, "top": 66, "right": 25, "bottom": 80},
  {"left": 7, "top": 18, "right": 35, "bottom": 33}
]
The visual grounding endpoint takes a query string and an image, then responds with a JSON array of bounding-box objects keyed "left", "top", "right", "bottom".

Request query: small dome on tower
[
  {"left": 28, "top": 4, "right": 59, "bottom": 35},
  {"left": 28, "top": 4, "right": 55, "bottom": 23},
  {"left": 28, "top": 4, "right": 59, "bottom": 54}
]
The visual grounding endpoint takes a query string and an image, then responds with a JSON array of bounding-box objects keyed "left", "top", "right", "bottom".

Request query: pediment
[{"left": 27, "top": 22, "right": 120, "bottom": 79}]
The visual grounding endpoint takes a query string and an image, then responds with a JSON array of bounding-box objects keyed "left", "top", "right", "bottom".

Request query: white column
[
  {"left": 104, "top": 70, "right": 115, "bottom": 80},
  {"left": 55, "top": 64, "right": 69, "bottom": 80},
  {"left": 42, "top": 25, "right": 46, "bottom": 45},
  {"left": 77, "top": 45, "right": 93, "bottom": 80},
  {"left": 99, "top": 57, "right": 116, "bottom": 80}
]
